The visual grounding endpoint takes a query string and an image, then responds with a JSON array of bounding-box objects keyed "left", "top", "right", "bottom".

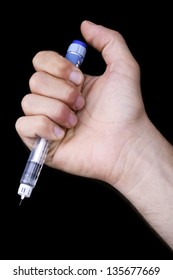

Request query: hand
[{"left": 16, "top": 20, "right": 147, "bottom": 193}]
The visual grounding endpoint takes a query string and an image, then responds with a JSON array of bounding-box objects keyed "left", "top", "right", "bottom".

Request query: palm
[{"left": 49, "top": 62, "right": 144, "bottom": 183}]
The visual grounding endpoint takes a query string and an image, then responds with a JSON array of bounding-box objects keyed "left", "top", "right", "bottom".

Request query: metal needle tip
[{"left": 19, "top": 199, "right": 23, "bottom": 206}]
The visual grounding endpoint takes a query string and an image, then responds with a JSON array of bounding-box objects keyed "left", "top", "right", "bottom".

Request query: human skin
[{"left": 15, "top": 20, "right": 173, "bottom": 250}]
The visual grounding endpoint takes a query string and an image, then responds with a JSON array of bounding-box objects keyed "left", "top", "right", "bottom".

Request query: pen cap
[{"left": 65, "top": 40, "right": 87, "bottom": 67}]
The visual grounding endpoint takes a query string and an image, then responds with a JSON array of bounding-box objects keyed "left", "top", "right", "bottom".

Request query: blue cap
[{"left": 65, "top": 40, "right": 87, "bottom": 67}]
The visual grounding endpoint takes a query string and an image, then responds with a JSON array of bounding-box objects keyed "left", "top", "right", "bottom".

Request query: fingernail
[
  {"left": 68, "top": 113, "right": 77, "bottom": 126},
  {"left": 75, "top": 95, "right": 85, "bottom": 109},
  {"left": 54, "top": 126, "right": 65, "bottom": 138},
  {"left": 69, "top": 70, "right": 83, "bottom": 85}
]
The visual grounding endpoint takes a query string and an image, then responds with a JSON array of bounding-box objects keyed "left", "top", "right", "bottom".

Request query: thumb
[{"left": 80, "top": 20, "right": 136, "bottom": 67}]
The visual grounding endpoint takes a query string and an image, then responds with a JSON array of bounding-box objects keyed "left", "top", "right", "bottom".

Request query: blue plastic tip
[{"left": 72, "top": 40, "right": 87, "bottom": 48}]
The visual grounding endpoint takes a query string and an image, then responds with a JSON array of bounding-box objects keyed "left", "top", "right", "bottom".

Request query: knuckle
[
  {"left": 53, "top": 104, "right": 69, "bottom": 124},
  {"left": 15, "top": 117, "right": 25, "bottom": 134},
  {"left": 111, "top": 30, "right": 126, "bottom": 44},
  {"left": 36, "top": 115, "right": 50, "bottom": 131},
  {"left": 21, "top": 94, "right": 32, "bottom": 112},
  {"left": 29, "top": 72, "right": 44, "bottom": 91},
  {"left": 32, "top": 51, "right": 60, "bottom": 71},
  {"left": 32, "top": 51, "right": 52, "bottom": 67},
  {"left": 64, "top": 84, "right": 77, "bottom": 104}
]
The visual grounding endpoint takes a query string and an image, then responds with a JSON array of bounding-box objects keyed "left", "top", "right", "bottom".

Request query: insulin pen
[{"left": 18, "top": 40, "right": 87, "bottom": 204}]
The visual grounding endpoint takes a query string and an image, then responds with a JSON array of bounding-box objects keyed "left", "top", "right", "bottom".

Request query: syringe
[{"left": 18, "top": 40, "right": 87, "bottom": 204}]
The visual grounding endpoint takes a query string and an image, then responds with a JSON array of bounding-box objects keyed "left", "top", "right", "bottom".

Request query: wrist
[
  {"left": 109, "top": 117, "right": 173, "bottom": 248},
  {"left": 107, "top": 116, "right": 164, "bottom": 192}
]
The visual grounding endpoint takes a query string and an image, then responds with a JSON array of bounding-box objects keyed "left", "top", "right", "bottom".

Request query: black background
[{"left": 1, "top": 3, "right": 173, "bottom": 259}]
